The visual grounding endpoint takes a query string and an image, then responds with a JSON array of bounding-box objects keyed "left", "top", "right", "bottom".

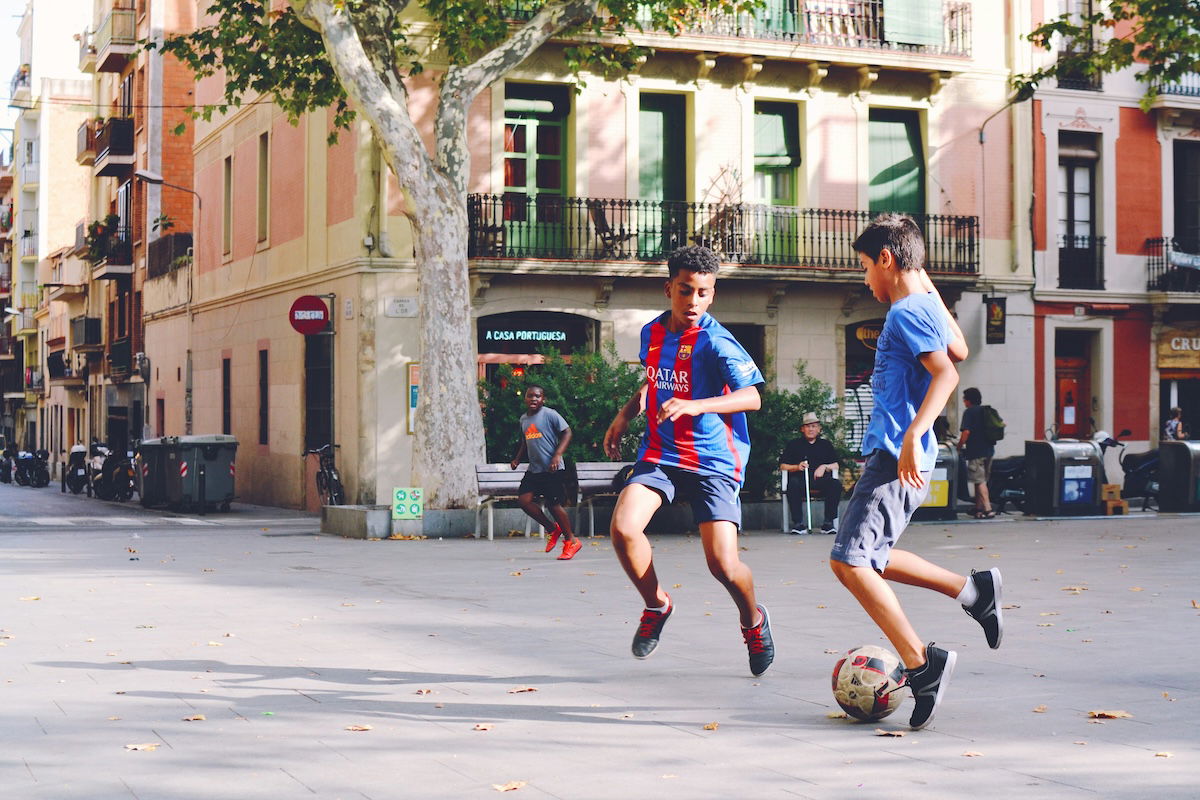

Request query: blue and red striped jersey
[{"left": 636, "top": 312, "right": 764, "bottom": 484}]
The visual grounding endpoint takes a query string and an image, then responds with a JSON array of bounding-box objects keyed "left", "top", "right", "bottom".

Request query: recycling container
[{"left": 1024, "top": 440, "right": 1103, "bottom": 516}]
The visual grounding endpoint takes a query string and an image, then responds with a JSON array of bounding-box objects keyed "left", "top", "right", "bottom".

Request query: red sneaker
[
  {"left": 543, "top": 526, "right": 562, "bottom": 553},
  {"left": 557, "top": 539, "right": 582, "bottom": 560}
]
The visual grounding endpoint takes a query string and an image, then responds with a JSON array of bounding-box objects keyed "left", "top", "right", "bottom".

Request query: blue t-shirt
[
  {"left": 637, "top": 312, "right": 764, "bottom": 484},
  {"left": 861, "top": 292, "right": 953, "bottom": 471}
]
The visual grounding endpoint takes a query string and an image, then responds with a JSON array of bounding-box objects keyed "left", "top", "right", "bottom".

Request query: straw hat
[{"left": 801, "top": 412, "right": 820, "bottom": 426}]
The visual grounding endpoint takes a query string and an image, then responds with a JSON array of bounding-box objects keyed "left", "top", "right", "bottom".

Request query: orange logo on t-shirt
[{"left": 525, "top": 423, "right": 543, "bottom": 440}]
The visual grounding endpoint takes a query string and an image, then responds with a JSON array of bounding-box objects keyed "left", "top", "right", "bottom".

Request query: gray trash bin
[
  {"left": 154, "top": 435, "right": 238, "bottom": 512},
  {"left": 1024, "top": 440, "right": 1103, "bottom": 516},
  {"left": 137, "top": 438, "right": 169, "bottom": 508},
  {"left": 912, "top": 443, "right": 958, "bottom": 521},
  {"left": 1158, "top": 440, "right": 1200, "bottom": 512}
]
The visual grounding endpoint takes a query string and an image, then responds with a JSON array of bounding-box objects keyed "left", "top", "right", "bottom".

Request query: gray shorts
[{"left": 830, "top": 451, "right": 931, "bottom": 573}]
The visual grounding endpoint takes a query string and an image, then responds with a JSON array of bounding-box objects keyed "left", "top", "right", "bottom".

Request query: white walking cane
[{"left": 803, "top": 466, "right": 813, "bottom": 533}]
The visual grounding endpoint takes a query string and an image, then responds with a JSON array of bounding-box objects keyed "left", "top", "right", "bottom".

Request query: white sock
[
  {"left": 956, "top": 577, "right": 979, "bottom": 607},
  {"left": 646, "top": 600, "right": 669, "bottom": 613}
]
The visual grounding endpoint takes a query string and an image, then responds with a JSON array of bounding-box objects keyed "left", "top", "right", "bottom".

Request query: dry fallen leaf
[
  {"left": 702, "top": 722, "right": 719, "bottom": 731},
  {"left": 124, "top": 743, "right": 160, "bottom": 751},
  {"left": 1155, "top": 752, "right": 1173, "bottom": 758},
  {"left": 672, "top": 584, "right": 682, "bottom": 589},
  {"left": 1039, "top": 612, "right": 1060, "bottom": 617},
  {"left": 1061, "top": 586, "right": 1088, "bottom": 593},
  {"left": 492, "top": 782, "right": 526, "bottom": 793},
  {"left": 507, "top": 687, "right": 538, "bottom": 694},
  {"left": 1191, "top": 599, "right": 1199, "bottom": 609},
  {"left": 1038, "top": 623, "right": 1054, "bottom": 627},
  {"left": 1002, "top": 603, "right": 1021, "bottom": 609},
  {"left": 824, "top": 649, "right": 840, "bottom": 654},
  {"left": 962, "top": 751, "right": 983, "bottom": 757},
  {"left": 1032, "top": 705, "right": 1047, "bottom": 713},
  {"left": 345, "top": 724, "right": 373, "bottom": 731},
  {"left": 474, "top": 723, "right": 494, "bottom": 731},
  {"left": 181, "top": 714, "right": 205, "bottom": 722},
  {"left": 826, "top": 711, "right": 848, "bottom": 719},
  {"left": 18, "top": 596, "right": 39, "bottom": 602},
  {"left": 1088, "top": 710, "right": 1132, "bottom": 719},
  {"left": 107, "top": 716, "right": 121, "bottom": 721},
  {"left": 509, "top": 572, "right": 522, "bottom": 577},
  {"left": 415, "top": 689, "right": 432, "bottom": 695},
  {"left": 874, "top": 729, "right": 906, "bottom": 737},
  {"left": 207, "top": 641, "right": 223, "bottom": 647},
  {"left": 1074, "top": 741, "right": 1088, "bottom": 745},
  {"left": 340, "top": 603, "right": 355, "bottom": 607}
]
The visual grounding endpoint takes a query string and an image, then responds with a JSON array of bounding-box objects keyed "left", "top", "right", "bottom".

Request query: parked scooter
[
  {"left": 15, "top": 449, "right": 51, "bottom": 488},
  {"left": 1093, "top": 429, "right": 1159, "bottom": 511},
  {"left": 0, "top": 447, "right": 13, "bottom": 484},
  {"left": 87, "top": 441, "right": 136, "bottom": 502},
  {"left": 61, "top": 444, "right": 89, "bottom": 495}
]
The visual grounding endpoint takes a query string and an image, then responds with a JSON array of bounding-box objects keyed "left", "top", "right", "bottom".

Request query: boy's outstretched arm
[
  {"left": 897, "top": 350, "right": 959, "bottom": 488},
  {"left": 919, "top": 270, "right": 968, "bottom": 363},
  {"left": 658, "top": 385, "right": 761, "bottom": 423},
  {"left": 604, "top": 380, "right": 649, "bottom": 460}
]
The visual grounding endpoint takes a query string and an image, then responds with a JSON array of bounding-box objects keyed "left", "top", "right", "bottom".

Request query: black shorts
[{"left": 518, "top": 470, "right": 568, "bottom": 505}]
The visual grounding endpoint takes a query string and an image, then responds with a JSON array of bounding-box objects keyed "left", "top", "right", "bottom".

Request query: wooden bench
[{"left": 476, "top": 461, "right": 633, "bottom": 541}]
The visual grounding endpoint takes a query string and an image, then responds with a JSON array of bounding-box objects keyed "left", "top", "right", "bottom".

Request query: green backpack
[{"left": 981, "top": 405, "right": 1006, "bottom": 443}]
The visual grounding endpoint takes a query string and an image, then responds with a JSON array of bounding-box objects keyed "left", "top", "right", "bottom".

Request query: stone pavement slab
[{"left": 0, "top": 514, "right": 1196, "bottom": 799}]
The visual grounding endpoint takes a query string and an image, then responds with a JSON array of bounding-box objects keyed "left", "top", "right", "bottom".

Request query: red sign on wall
[{"left": 289, "top": 295, "right": 329, "bottom": 335}]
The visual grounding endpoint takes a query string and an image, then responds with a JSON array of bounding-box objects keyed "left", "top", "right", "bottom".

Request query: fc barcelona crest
[{"left": 677, "top": 344, "right": 693, "bottom": 361}]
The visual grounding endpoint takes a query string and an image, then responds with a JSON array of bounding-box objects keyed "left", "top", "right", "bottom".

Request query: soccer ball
[{"left": 831, "top": 645, "right": 908, "bottom": 722}]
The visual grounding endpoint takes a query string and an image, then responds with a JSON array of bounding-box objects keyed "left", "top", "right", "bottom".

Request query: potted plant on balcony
[{"left": 84, "top": 214, "right": 121, "bottom": 264}]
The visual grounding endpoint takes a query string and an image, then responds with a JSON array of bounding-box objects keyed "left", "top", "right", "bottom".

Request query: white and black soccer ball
[{"left": 831, "top": 645, "right": 908, "bottom": 722}]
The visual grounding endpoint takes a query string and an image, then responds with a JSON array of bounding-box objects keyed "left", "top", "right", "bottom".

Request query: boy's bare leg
[
  {"left": 699, "top": 521, "right": 759, "bottom": 628},
  {"left": 882, "top": 549, "right": 968, "bottom": 598},
  {"left": 517, "top": 492, "right": 555, "bottom": 531},
  {"left": 610, "top": 484, "right": 668, "bottom": 608},
  {"left": 830, "top": 560, "right": 925, "bottom": 669},
  {"left": 548, "top": 504, "right": 576, "bottom": 541}
]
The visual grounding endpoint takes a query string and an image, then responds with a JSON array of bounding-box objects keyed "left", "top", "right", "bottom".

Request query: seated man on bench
[{"left": 780, "top": 412, "right": 842, "bottom": 534}]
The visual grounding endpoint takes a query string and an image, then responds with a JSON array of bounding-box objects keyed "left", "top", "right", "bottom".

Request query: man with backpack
[{"left": 958, "top": 387, "right": 1004, "bottom": 519}]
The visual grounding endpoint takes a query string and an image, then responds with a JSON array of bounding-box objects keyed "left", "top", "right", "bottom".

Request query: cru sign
[{"left": 289, "top": 295, "right": 330, "bottom": 335}]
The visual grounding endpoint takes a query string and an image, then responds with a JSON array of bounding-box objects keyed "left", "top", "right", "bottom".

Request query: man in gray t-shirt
[{"left": 510, "top": 385, "right": 580, "bottom": 560}]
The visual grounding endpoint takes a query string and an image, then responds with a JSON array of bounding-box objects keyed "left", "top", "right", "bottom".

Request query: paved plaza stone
[{"left": 1, "top": 497, "right": 1197, "bottom": 799}]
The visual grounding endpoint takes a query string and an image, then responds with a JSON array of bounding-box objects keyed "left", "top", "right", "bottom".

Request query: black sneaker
[
  {"left": 905, "top": 643, "right": 957, "bottom": 730},
  {"left": 631, "top": 599, "right": 672, "bottom": 659},
  {"left": 820, "top": 519, "right": 837, "bottom": 534},
  {"left": 788, "top": 527, "right": 807, "bottom": 536},
  {"left": 742, "top": 604, "right": 775, "bottom": 677},
  {"left": 963, "top": 567, "right": 1003, "bottom": 649}
]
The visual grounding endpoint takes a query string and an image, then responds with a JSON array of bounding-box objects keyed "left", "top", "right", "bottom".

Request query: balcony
[
  {"left": 95, "top": 6, "right": 136, "bottom": 73},
  {"left": 147, "top": 232, "right": 193, "bottom": 279},
  {"left": 90, "top": 225, "right": 133, "bottom": 279},
  {"left": 0, "top": 204, "right": 10, "bottom": 234},
  {"left": 0, "top": 260, "right": 10, "bottom": 295},
  {"left": 1146, "top": 237, "right": 1200, "bottom": 293},
  {"left": 20, "top": 162, "right": 39, "bottom": 188},
  {"left": 19, "top": 232, "right": 37, "bottom": 260},
  {"left": 467, "top": 194, "right": 980, "bottom": 275},
  {"left": 71, "top": 315, "right": 103, "bottom": 351},
  {"left": 44, "top": 256, "right": 89, "bottom": 301},
  {"left": 14, "top": 310, "right": 37, "bottom": 337},
  {"left": 9, "top": 66, "right": 30, "bottom": 107},
  {"left": 47, "top": 350, "right": 84, "bottom": 387},
  {"left": 78, "top": 28, "right": 96, "bottom": 73},
  {"left": 76, "top": 119, "right": 97, "bottom": 166},
  {"left": 1056, "top": 43, "right": 1103, "bottom": 91},
  {"left": 108, "top": 335, "right": 132, "bottom": 379},
  {"left": 1058, "top": 234, "right": 1106, "bottom": 290},
  {"left": 24, "top": 368, "right": 44, "bottom": 393},
  {"left": 94, "top": 117, "right": 135, "bottom": 177},
  {"left": 74, "top": 221, "right": 87, "bottom": 255}
]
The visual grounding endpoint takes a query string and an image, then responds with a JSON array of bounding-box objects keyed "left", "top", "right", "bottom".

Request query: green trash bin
[
  {"left": 157, "top": 435, "right": 239, "bottom": 513},
  {"left": 137, "top": 438, "right": 170, "bottom": 508}
]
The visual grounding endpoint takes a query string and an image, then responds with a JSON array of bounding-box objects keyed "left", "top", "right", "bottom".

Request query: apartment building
[
  {"left": 8, "top": 0, "right": 92, "bottom": 458},
  {"left": 0, "top": 150, "right": 19, "bottom": 445},
  {"left": 170, "top": 0, "right": 1023, "bottom": 511},
  {"left": 1026, "top": 0, "right": 1200, "bottom": 473}
]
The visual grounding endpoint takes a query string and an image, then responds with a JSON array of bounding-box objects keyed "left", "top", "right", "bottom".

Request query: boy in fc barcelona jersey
[{"left": 602, "top": 246, "right": 774, "bottom": 676}]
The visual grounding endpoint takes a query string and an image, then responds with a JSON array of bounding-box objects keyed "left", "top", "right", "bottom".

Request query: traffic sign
[{"left": 289, "top": 295, "right": 330, "bottom": 335}]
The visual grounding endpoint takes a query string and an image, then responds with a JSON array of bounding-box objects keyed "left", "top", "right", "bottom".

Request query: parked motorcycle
[
  {"left": 88, "top": 441, "right": 136, "bottom": 502},
  {"left": 1094, "top": 429, "right": 1159, "bottom": 511},
  {"left": 987, "top": 455, "right": 1027, "bottom": 514},
  {"left": 61, "top": 444, "right": 89, "bottom": 495},
  {"left": 15, "top": 449, "right": 51, "bottom": 488}
]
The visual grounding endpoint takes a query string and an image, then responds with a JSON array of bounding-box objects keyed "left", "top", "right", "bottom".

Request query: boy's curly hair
[
  {"left": 852, "top": 213, "right": 926, "bottom": 271},
  {"left": 666, "top": 245, "right": 720, "bottom": 278}
]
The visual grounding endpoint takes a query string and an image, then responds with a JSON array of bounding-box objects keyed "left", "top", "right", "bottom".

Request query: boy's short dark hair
[
  {"left": 963, "top": 387, "right": 982, "bottom": 405},
  {"left": 526, "top": 384, "right": 545, "bottom": 396},
  {"left": 852, "top": 213, "right": 926, "bottom": 271},
  {"left": 666, "top": 245, "right": 720, "bottom": 278}
]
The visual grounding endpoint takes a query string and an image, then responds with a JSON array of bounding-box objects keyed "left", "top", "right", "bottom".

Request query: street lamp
[{"left": 134, "top": 169, "right": 202, "bottom": 212}]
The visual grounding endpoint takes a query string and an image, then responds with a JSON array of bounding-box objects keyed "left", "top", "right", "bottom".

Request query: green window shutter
[
  {"left": 639, "top": 94, "right": 685, "bottom": 201},
  {"left": 884, "top": 0, "right": 943, "bottom": 47},
  {"left": 868, "top": 109, "right": 925, "bottom": 216},
  {"left": 754, "top": 102, "right": 800, "bottom": 169}
]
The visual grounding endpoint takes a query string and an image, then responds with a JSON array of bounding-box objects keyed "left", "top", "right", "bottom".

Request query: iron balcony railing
[
  {"left": 1146, "top": 236, "right": 1200, "bottom": 292},
  {"left": 92, "top": 225, "right": 133, "bottom": 266},
  {"left": 94, "top": 117, "right": 134, "bottom": 171},
  {"left": 95, "top": 5, "right": 136, "bottom": 72},
  {"left": 504, "top": 0, "right": 971, "bottom": 56},
  {"left": 147, "top": 232, "right": 193, "bottom": 279},
  {"left": 77, "top": 119, "right": 97, "bottom": 165},
  {"left": 1058, "top": 234, "right": 1106, "bottom": 290},
  {"left": 1057, "top": 42, "right": 1104, "bottom": 91},
  {"left": 467, "top": 194, "right": 979, "bottom": 274},
  {"left": 19, "top": 233, "right": 37, "bottom": 259},
  {"left": 108, "top": 335, "right": 132, "bottom": 377}
]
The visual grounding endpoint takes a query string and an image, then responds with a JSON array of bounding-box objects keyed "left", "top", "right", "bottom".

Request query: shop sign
[
  {"left": 476, "top": 312, "right": 593, "bottom": 355},
  {"left": 1169, "top": 250, "right": 1200, "bottom": 270},
  {"left": 985, "top": 297, "right": 1006, "bottom": 344},
  {"left": 1158, "top": 327, "right": 1200, "bottom": 369}
]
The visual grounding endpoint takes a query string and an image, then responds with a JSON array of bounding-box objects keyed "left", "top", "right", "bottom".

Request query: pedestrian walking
[
  {"left": 829, "top": 214, "right": 1004, "bottom": 730},
  {"left": 958, "top": 387, "right": 996, "bottom": 519},
  {"left": 1164, "top": 406, "right": 1187, "bottom": 441},
  {"left": 510, "top": 385, "right": 581, "bottom": 560},
  {"left": 602, "top": 245, "right": 774, "bottom": 676}
]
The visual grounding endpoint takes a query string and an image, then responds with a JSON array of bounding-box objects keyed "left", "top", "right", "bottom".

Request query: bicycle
[{"left": 304, "top": 443, "right": 346, "bottom": 505}]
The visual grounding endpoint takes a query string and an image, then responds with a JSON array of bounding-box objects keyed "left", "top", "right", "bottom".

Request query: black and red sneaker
[
  {"left": 742, "top": 604, "right": 775, "bottom": 677},
  {"left": 631, "top": 598, "right": 672, "bottom": 659}
]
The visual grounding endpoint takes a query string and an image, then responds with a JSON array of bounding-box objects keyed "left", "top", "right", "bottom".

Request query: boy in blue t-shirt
[
  {"left": 830, "top": 214, "right": 1004, "bottom": 730},
  {"left": 602, "top": 246, "right": 774, "bottom": 677}
]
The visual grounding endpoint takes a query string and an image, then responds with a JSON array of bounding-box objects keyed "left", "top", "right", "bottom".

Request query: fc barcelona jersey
[{"left": 637, "top": 312, "right": 764, "bottom": 484}]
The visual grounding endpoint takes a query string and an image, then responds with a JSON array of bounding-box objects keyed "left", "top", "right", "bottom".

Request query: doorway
[{"left": 1054, "top": 329, "right": 1094, "bottom": 438}]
